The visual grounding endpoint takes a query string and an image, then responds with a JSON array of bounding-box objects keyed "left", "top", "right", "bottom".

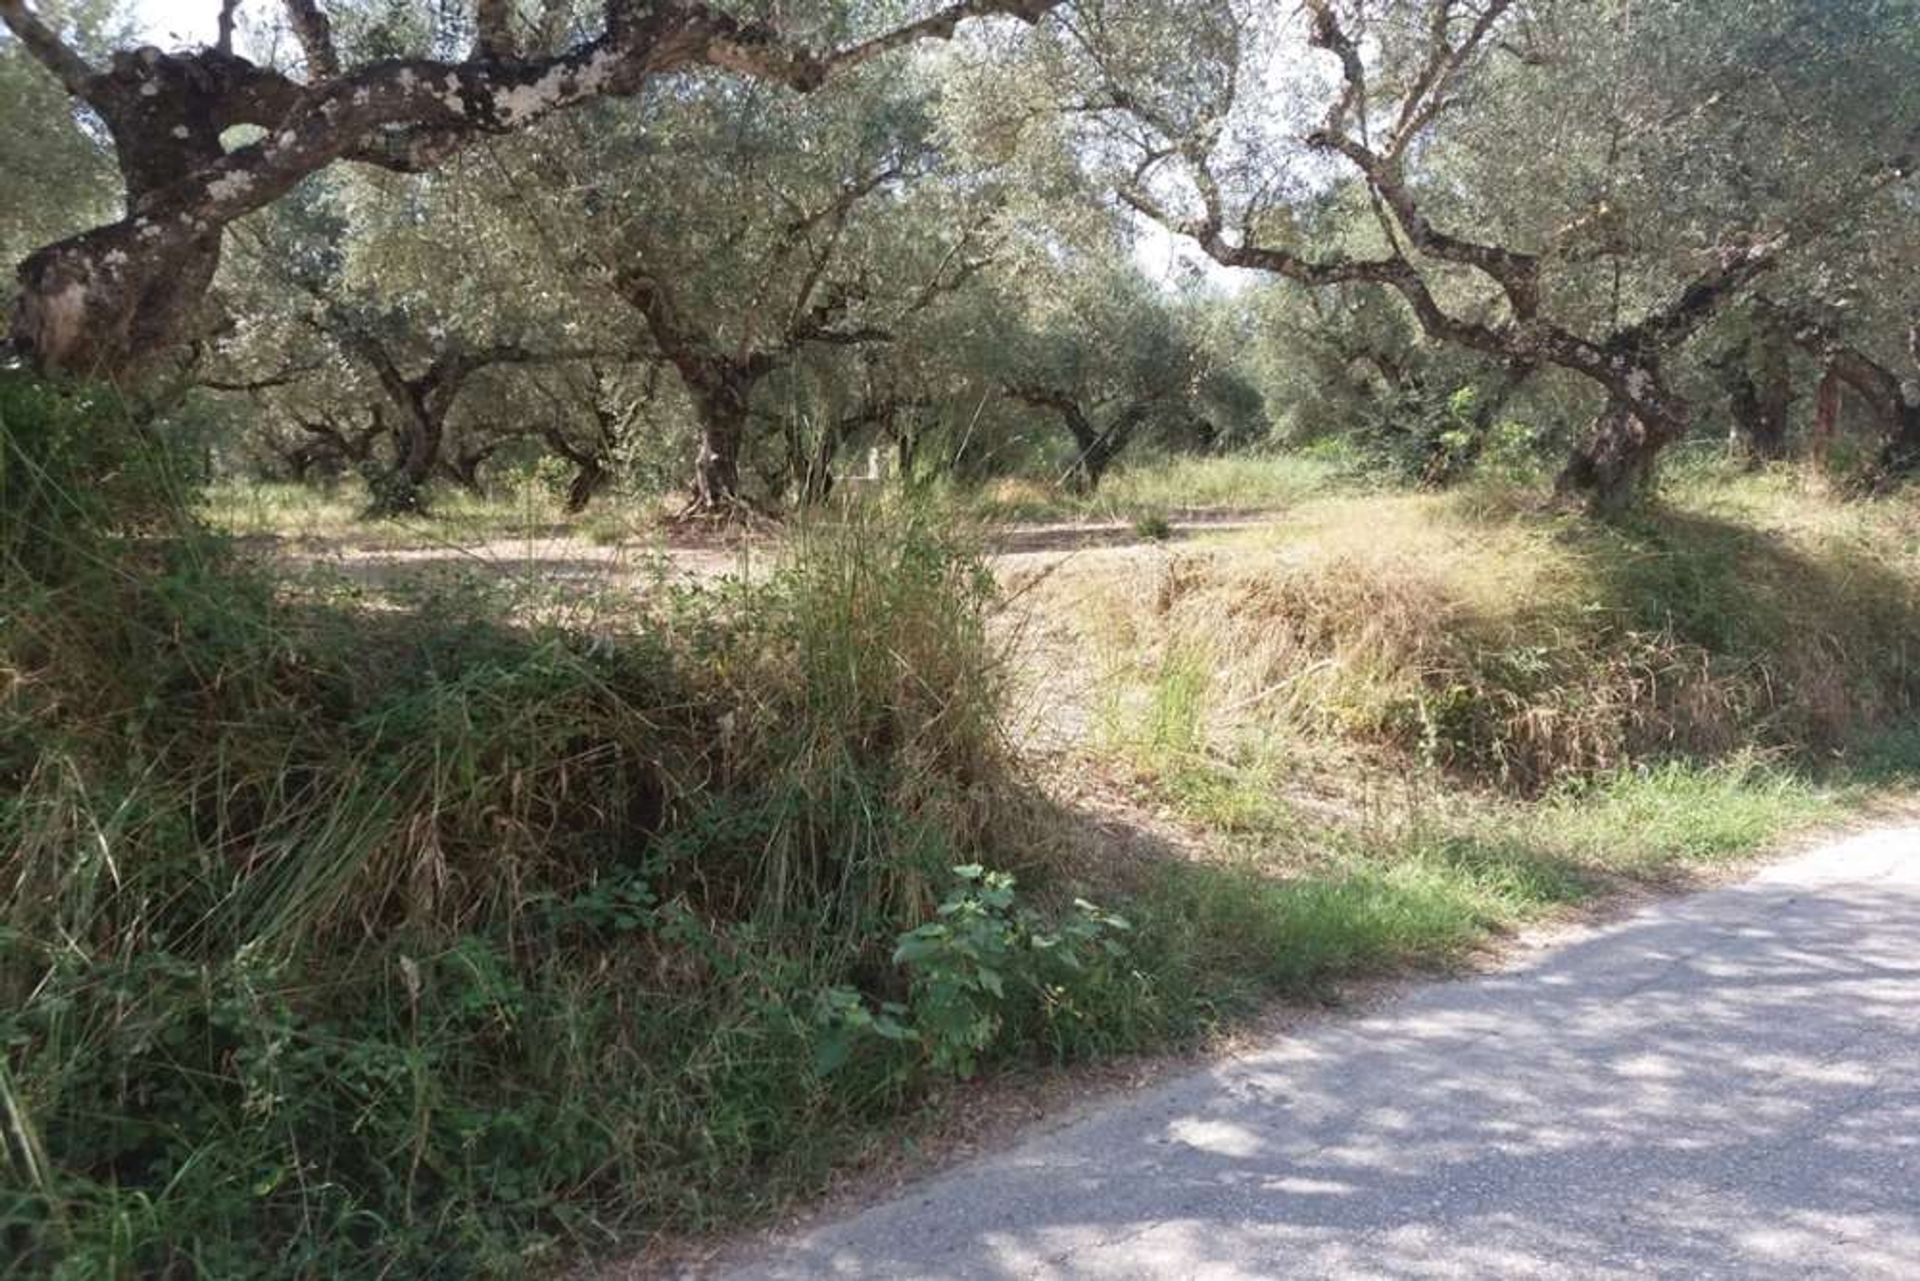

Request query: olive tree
[
  {"left": 999, "top": 263, "right": 1259, "bottom": 490},
  {"left": 1075, "top": 0, "right": 1918, "bottom": 509},
  {"left": 459, "top": 51, "right": 1001, "bottom": 512},
  {"left": 0, "top": 0, "right": 1062, "bottom": 378}
]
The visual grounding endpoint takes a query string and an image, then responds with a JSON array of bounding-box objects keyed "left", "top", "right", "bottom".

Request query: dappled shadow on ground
[
  {"left": 985, "top": 514, "right": 1270, "bottom": 558},
  {"left": 254, "top": 512, "right": 1275, "bottom": 596},
  {"left": 728, "top": 828, "right": 1920, "bottom": 1280}
]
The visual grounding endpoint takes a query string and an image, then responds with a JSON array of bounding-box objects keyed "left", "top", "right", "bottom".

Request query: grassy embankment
[
  {"left": 7, "top": 384, "right": 1919, "bottom": 1277},
  {"left": 1037, "top": 460, "right": 1920, "bottom": 1007}
]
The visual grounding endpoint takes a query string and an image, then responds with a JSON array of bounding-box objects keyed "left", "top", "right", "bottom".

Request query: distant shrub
[{"left": 1133, "top": 511, "right": 1173, "bottom": 541}]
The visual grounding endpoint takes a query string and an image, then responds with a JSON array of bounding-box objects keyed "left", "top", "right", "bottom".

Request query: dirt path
[
  {"left": 262, "top": 514, "right": 1248, "bottom": 757},
  {"left": 263, "top": 512, "right": 1270, "bottom": 593}
]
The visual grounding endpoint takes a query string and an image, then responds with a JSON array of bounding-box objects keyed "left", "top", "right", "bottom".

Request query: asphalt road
[{"left": 727, "top": 826, "right": 1920, "bottom": 1279}]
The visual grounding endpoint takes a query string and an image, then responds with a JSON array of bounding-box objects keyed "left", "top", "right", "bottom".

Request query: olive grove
[{"left": 2, "top": 0, "right": 1916, "bottom": 510}]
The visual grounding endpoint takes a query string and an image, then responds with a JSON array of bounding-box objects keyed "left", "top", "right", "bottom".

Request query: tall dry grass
[
  {"left": 1069, "top": 478, "right": 1920, "bottom": 789},
  {"left": 1, "top": 377, "right": 1086, "bottom": 1275}
]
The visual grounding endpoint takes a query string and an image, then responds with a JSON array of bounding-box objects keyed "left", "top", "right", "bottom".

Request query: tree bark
[
  {"left": 1011, "top": 387, "right": 1150, "bottom": 493},
  {"left": 293, "top": 408, "right": 382, "bottom": 467},
  {"left": 441, "top": 441, "right": 501, "bottom": 496},
  {"left": 792, "top": 396, "right": 911, "bottom": 505},
  {"left": 1773, "top": 305, "right": 1920, "bottom": 477},
  {"left": 895, "top": 418, "right": 920, "bottom": 482},
  {"left": 565, "top": 458, "right": 610, "bottom": 512},
  {"left": 1063, "top": 403, "right": 1151, "bottom": 493},
  {"left": 690, "top": 385, "right": 750, "bottom": 513},
  {"left": 1750, "top": 315, "right": 1793, "bottom": 461},
  {"left": 538, "top": 420, "right": 614, "bottom": 512},
  {"left": 1555, "top": 399, "right": 1661, "bottom": 514},
  {"left": 274, "top": 441, "right": 320, "bottom": 483},
  {"left": 1725, "top": 312, "right": 1793, "bottom": 461},
  {"left": 368, "top": 390, "right": 442, "bottom": 515},
  {"left": 1551, "top": 348, "right": 1692, "bottom": 509},
  {"left": 1811, "top": 365, "right": 1842, "bottom": 465},
  {"left": 616, "top": 263, "right": 885, "bottom": 515},
  {"left": 1884, "top": 400, "right": 1920, "bottom": 475}
]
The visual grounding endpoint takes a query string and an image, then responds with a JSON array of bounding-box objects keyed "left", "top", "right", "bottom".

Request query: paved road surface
[{"left": 727, "top": 827, "right": 1920, "bottom": 1279}]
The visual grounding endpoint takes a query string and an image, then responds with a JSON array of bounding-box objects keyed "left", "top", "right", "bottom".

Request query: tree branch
[
  {"left": 697, "top": 0, "right": 1060, "bottom": 93},
  {"left": 474, "top": 0, "right": 513, "bottom": 60},
  {"left": 215, "top": 0, "right": 240, "bottom": 55},
  {"left": 533, "top": 0, "right": 573, "bottom": 53},
  {"left": 281, "top": 0, "right": 338, "bottom": 79},
  {"left": 10, "top": 0, "right": 1067, "bottom": 375},
  {"left": 1763, "top": 298, "right": 1916, "bottom": 422},
  {"left": 0, "top": 0, "right": 99, "bottom": 97},
  {"left": 199, "top": 362, "right": 321, "bottom": 392},
  {"left": 1303, "top": 0, "right": 1538, "bottom": 319},
  {"left": 1385, "top": 0, "right": 1514, "bottom": 160}
]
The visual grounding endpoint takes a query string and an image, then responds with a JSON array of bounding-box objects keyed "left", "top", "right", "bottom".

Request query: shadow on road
[{"left": 729, "top": 829, "right": 1920, "bottom": 1279}]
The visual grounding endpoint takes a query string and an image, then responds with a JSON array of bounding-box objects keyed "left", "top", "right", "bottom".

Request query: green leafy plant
[{"left": 892, "top": 866, "right": 1131, "bottom": 1077}]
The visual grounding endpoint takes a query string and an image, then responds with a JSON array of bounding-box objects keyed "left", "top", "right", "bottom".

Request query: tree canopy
[{"left": 2, "top": 0, "right": 1914, "bottom": 509}]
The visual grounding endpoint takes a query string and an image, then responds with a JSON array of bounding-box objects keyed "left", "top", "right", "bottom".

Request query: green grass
[
  {"left": 956, "top": 451, "right": 1354, "bottom": 523},
  {"left": 200, "top": 476, "right": 664, "bottom": 550},
  {"left": 1534, "top": 759, "right": 1835, "bottom": 871},
  {"left": 1090, "top": 756, "right": 1850, "bottom": 1037}
]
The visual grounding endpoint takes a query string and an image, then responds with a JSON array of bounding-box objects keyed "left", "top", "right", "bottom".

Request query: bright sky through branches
[{"left": 132, "top": 0, "right": 219, "bottom": 46}]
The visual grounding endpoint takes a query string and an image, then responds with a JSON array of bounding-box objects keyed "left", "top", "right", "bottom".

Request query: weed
[{"left": 1132, "top": 512, "right": 1173, "bottom": 542}]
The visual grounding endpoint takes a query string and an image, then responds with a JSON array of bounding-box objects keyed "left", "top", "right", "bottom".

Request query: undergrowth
[
  {"left": 1078, "top": 475, "right": 1920, "bottom": 791},
  {"left": 0, "top": 378, "right": 1141, "bottom": 1276},
  {"left": 1046, "top": 467, "right": 1920, "bottom": 1037},
  {"left": 9, "top": 381, "right": 1920, "bottom": 1278}
]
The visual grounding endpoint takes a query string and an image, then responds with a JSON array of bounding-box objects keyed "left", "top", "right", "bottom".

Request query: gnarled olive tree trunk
[
  {"left": 1547, "top": 349, "right": 1692, "bottom": 511},
  {"left": 1724, "top": 311, "right": 1794, "bottom": 462},
  {"left": 688, "top": 376, "right": 753, "bottom": 513},
  {"left": 371, "top": 395, "right": 444, "bottom": 515},
  {"left": 1011, "top": 387, "right": 1153, "bottom": 494},
  {"left": 1776, "top": 306, "right": 1920, "bottom": 477},
  {"left": 1555, "top": 401, "right": 1662, "bottom": 512}
]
